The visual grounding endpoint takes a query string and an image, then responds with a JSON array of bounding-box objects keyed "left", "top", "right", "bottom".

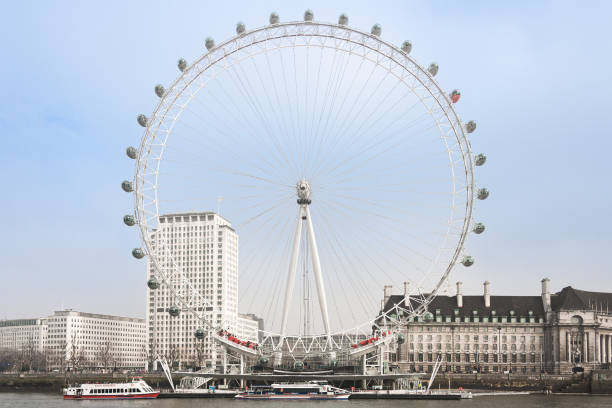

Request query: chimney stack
[
  {"left": 483, "top": 281, "right": 491, "bottom": 308},
  {"left": 383, "top": 285, "right": 393, "bottom": 308},
  {"left": 541, "top": 278, "right": 551, "bottom": 313},
  {"left": 403, "top": 281, "right": 410, "bottom": 307},
  {"left": 456, "top": 282, "right": 463, "bottom": 308}
]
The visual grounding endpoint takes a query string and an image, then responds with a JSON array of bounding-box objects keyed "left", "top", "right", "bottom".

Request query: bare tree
[
  {"left": 68, "top": 333, "right": 84, "bottom": 373},
  {"left": 22, "top": 336, "right": 37, "bottom": 372},
  {"left": 96, "top": 341, "right": 114, "bottom": 371},
  {"left": 195, "top": 340, "right": 207, "bottom": 370},
  {"left": 141, "top": 343, "right": 154, "bottom": 372},
  {"left": 167, "top": 345, "right": 180, "bottom": 370}
]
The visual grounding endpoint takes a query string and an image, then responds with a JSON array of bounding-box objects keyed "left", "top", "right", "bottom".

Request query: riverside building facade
[
  {"left": 382, "top": 278, "right": 612, "bottom": 375},
  {"left": 0, "top": 318, "right": 47, "bottom": 353},
  {"left": 146, "top": 212, "right": 259, "bottom": 371},
  {"left": 46, "top": 310, "right": 147, "bottom": 371},
  {"left": 1, "top": 310, "right": 146, "bottom": 371}
]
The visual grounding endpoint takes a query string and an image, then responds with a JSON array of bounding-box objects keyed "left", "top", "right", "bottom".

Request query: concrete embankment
[
  {"left": 1, "top": 371, "right": 611, "bottom": 395},
  {"left": 0, "top": 374, "right": 170, "bottom": 393},
  {"left": 430, "top": 371, "right": 612, "bottom": 394}
]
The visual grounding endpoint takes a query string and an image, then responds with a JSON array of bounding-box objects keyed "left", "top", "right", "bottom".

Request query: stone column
[
  {"left": 584, "top": 332, "right": 588, "bottom": 363},
  {"left": 566, "top": 332, "right": 570, "bottom": 362},
  {"left": 608, "top": 335, "right": 612, "bottom": 363}
]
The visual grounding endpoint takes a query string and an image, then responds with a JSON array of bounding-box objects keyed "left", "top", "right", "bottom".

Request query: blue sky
[{"left": 1, "top": 0, "right": 611, "bottom": 320}]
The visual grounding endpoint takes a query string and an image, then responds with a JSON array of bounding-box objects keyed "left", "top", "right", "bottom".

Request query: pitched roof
[
  {"left": 383, "top": 286, "right": 612, "bottom": 318},
  {"left": 551, "top": 286, "right": 612, "bottom": 311},
  {"left": 383, "top": 294, "right": 544, "bottom": 317}
]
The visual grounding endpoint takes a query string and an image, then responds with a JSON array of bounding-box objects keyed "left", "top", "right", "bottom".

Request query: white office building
[
  {"left": 46, "top": 310, "right": 146, "bottom": 371},
  {"left": 146, "top": 212, "right": 246, "bottom": 370},
  {"left": 0, "top": 318, "right": 47, "bottom": 353},
  {"left": 236, "top": 313, "right": 260, "bottom": 343}
]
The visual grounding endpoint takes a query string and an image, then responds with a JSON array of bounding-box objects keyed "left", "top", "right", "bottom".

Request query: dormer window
[
  {"left": 454, "top": 309, "right": 459, "bottom": 315},
  {"left": 509, "top": 310, "right": 515, "bottom": 316},
  {"left": 491, "top": 310, "right": 497, "bottom": 316},
  {"left": 528, "top": 310, "right": 533, "bottom": 316}
]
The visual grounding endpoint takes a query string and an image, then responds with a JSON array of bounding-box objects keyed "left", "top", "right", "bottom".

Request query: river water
[{"left": 1, "top": 393, "right": 612, "bottom": 408}]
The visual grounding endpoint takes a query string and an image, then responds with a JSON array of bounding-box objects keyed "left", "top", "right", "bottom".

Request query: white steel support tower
[{"left": 280, "top": 181, "right": 332, "bottom": 354}]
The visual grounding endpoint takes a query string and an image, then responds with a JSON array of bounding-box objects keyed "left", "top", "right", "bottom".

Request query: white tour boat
[
  {"left": 63, "top": 377, "right": 159, "bottom": 400},
  {"left": 235, "top": 381, "right": 350, "bottom": 400}
]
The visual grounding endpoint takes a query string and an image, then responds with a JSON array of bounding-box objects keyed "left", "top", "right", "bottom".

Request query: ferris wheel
[{"left": 122, "top": 10, "right": 489, "bottom": 364}]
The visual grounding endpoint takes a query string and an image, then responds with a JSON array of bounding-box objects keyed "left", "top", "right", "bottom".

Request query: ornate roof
[
  {"left": 551, "top": 286, "right": 612, "bottom": 312},
  {"left": 383, "top": 285, "right": 612, "bottom": 319},
  {"left": 383, "top": 294, "right": 544, "bottom": 318}
]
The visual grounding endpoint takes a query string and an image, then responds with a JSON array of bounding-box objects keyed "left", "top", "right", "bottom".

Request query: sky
[{"left": 0, "top": 0, "right": 611, "bottom": 322}]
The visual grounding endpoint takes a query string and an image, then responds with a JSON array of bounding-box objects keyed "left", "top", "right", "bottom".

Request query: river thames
[{"left": 1, "top": 393, "right": 612, "bottom": 408}]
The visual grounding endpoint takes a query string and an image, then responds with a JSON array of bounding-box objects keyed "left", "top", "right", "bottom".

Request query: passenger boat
[
  {"left": 63, "top": 378, "right": 159, "bottom": 400},
  {"left": 235, "top": 381, "right": 350, "bottom": 400}
]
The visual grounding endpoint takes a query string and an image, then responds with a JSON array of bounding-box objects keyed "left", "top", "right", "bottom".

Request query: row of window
[
  {"left": 406, "top": 352, "right": 539, "bottom": 363},
  {"left": 408, "top": 365, "right": 540, "bottom": 374}
]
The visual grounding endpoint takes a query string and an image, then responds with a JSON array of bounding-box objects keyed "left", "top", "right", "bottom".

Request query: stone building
[
  {"left": 381, "top": 278, "right": 612, "bottom": 374},
  {"left": 1, "top": 310, "right": 147, "bottom": 371},
  {"left": 46, "top": 310, "right": 147, "bottom": 371},
  {"left": 0, "top": 318, "right": 47, "bottom": 353}
]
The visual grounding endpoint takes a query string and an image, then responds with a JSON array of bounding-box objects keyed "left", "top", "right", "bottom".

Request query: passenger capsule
[
  {"left": 147, "top": 277, "right": 160, "bottom": 290},
  {"left": 450, "top": 89, "right": 461, "bottom": 103},
  {"left": 294, "top": 361, "right": 304, "bottom": 370},
  {"left": 338, "top": 13, "right": 348, "bottom": 26},
  {"left": 137, "top": 114, "right": 148, "bottom": 127},
  {"left": 427, "top": 63, "right": 439, "bottom": 77},
  {"left": 396, "top": 334, "right": 405, "bottom": 344},
  {"left": 401, "top": 41, "right": 412, "bottom": 55},
  {"left": 465, "top": 120, "right": 477, "bottom": 133},
  {"left": 132, "top": 248, "right": 145, "bottom": 259},
  {"left": 236, "top": 22, "right": 246, "bottom": 35},
  {"left": 205, "top": 37, "right": 215, "bottom": 51},
  {"left": 473, "top": 222, "right": 486, "bottom": 234},
  {"left": 371, "top": 24, "right": 381, "bottom": 36},
  {"left": 168, "top": 305, "right": 180, "bottom": 317},
  {"left": 304, "top": 9, "right": 314, "bottom": 21},
  {"left": 154, "top": 84, "right": 165, "bottom": 98},
  {"left": 177, "top": 58, "right": 187, "bottom": 72},
  {"left": 477, "top": 188, "right": 489, "bottom": 200},
  {"left": 474, "top": 153, "right": 487, "bottom": 166},
  {"left": 269, "top": 12, "right": 279, "bottom": 24},
  {"left": 461, "top": 256, "right": 475, "bottom": 267},
  {"left": 259, "top": 357, "right": 269, "bottom": 366},
  {"left": 126, "top": 146, "right": 137, "bottom": 159},
  {"left": 121, "top": 180, "right": 133, "bottom": 192},
  {"left": 194, "top": 328, "right": 206, "bottom": 340},
  {"left": 123, "top": 215, "right": 136, "bottom": 226}
]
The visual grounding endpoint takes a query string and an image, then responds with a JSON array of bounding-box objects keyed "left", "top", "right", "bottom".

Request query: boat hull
[
  {"left": 64, "top": 392, "right": 160, "bottom": 400},
  {"left": 236, "top": 393, "right": 350, "bottom": 400}
]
